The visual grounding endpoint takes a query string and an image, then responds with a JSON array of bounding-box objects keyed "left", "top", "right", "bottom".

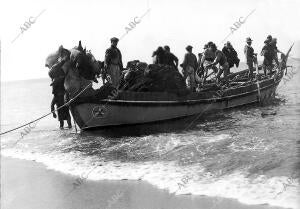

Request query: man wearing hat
[
  {"left": 104, "top": 37, "right": 123, "bottom": 87},
  {"left": 181, "top": 45, "right": 198, "bottom": 91},
  {"left": 261, "top": 35, "right": 274, "bottom": 76},
  {"left": 244, "top": 37, "right": 257, "bottom": 79},
  {"left": 261, "top": 37, "right": 283, "bottom": 76}
]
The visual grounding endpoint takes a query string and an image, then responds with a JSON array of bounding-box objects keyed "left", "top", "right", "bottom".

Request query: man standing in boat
[
  {"left": 163, "top": 45, "right": 179, "bottom": 70},
  {"left": 196, "top": 52, "right": 204, "bottom": 81},
  {"left": 244, "top": 37, "right": 257, "bottom": 79},
  {"left": 205, "top": 43, "right": 230, "bottom": 85},
  {"left": 104, "top": 37, "right": 123, "bottom": 87},
  {"left": 152, "top": 46, "right": 166, "bottom": 65},
  {"left": 222, "top": 41, "right": 240, "bottom": 73},
  {"left": 270, "top": 38, "right": 283, "bottom": 66},
  {"left": 196, "top": 44, "right": 208, "bottom": 81},
  {"left": 261, "top": 35, "right": 274, "bottom": 76},
  {"left": 199, "top": 42, "right": 218, "bottom": 84},
  {"left": 181, "top": 45, "right": 198, "bottom": 91}
]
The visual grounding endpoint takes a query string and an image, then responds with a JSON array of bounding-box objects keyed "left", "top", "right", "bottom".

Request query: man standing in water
[
  {"left": 51, "top": 90, "right": 72, "bottom": 129},
  {"left": 48, "top": 52, "right": 72, "bottom": 129},
  {"left": 104, "top": 37, "right": 123, "bottom": 87},
  {"left": 244, "top": 37, "right": 257, "bottom": 79}
]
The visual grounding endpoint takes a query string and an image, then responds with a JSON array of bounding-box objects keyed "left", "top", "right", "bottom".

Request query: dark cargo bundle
[
  {"left": 119, "top": 61, "right": 187, "bottom": 94},
  {"left": 119, "top": 60, "right": 148, "bottom": 91}
]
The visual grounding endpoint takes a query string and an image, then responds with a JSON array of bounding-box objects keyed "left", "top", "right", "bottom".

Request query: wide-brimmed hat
[
  {"left": 186, "top": 45, "right": 193, "bottom": 50},
  {"left": 246, "top": 37, "right": 252, "bottom": 42},
  {"left": 203, "top": 44, "right": 208, "bottom": 49},
  {"left": 110, "top": 37, "right": 119, "bottom": 42}
]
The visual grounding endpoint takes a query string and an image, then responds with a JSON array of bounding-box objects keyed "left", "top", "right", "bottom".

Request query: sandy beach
[{"left": 1, "top": 156, "right": 285, "bottom": 209}]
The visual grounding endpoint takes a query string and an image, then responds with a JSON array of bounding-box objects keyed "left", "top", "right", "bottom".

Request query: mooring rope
[{"left": 0, "top": 83, "right": 92, "bottom": 136}]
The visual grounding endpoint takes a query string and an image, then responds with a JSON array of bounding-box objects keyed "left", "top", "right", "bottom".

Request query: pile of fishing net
[{"left": 119, "top": 60, "right": 188, "bottom": 94}]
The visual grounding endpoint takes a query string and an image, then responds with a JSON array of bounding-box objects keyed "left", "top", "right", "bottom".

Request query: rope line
[{"left": 0, "top": 83, "right": 92, "bottom": 136}]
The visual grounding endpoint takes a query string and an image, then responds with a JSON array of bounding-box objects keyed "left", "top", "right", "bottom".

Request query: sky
[{"left": 1, "top": 0, "right": 300, "bottom": 81}]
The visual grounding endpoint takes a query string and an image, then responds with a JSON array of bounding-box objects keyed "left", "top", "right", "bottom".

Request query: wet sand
[{"left": 1, "top": 156, "right": 285, "bottom": 209}]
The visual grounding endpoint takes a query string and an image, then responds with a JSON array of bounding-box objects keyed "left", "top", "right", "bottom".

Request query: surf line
[{"left": 0, "top": 83, "right": 92, "bottom": 136}]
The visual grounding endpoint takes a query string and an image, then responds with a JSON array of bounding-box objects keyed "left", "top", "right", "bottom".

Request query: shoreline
[{"left": 1, "top": 156, "right": 285, "bottom": 209}]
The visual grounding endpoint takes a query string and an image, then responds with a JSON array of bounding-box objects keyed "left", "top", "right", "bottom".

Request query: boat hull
[{"left": 70, "top": 79, "right": 280, "bottom": 130}]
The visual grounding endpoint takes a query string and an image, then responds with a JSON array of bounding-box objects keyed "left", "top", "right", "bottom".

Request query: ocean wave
[{"left": 2, "top": 148, "right": 299, "bottom": 209}]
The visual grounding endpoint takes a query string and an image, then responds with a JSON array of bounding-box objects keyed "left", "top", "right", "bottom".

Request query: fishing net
[{"left": 119, "top": 61, "right": 187, "bottom": 94}]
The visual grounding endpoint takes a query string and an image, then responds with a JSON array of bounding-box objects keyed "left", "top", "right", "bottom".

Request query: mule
[{"left": 46, "top": 43, "right": 100, "bottom": 98}]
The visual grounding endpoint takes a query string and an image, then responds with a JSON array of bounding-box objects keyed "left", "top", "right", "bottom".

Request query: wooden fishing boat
[{"left": 70, "top": 46, "right": 293, "bottom": 130}]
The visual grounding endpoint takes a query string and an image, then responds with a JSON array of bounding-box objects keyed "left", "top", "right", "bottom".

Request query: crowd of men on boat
[
  {"left": 48, "top": 35, "right": 282, "bottom": 128},
  {"left": 105, "top": 35, "right": 282, "bottom": 91}
]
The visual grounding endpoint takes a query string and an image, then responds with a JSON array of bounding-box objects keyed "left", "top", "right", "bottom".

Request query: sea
[{"left": 1, "top": 63, "right": 300, "bottom": 209}]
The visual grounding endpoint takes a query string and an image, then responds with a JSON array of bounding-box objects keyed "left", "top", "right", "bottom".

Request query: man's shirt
[
  {"left": 244, "top": 44, "right": 255, "bottom": 63},
  {"left": 105, "top": 46, "right": 123, "bottom": 68},
  {"left": 182, "top": 52, "right": 197, "bottom": 69}
]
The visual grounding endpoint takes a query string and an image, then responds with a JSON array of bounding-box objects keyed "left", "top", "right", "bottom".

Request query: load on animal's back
[
  {"left": 45, "top": 41, "right": 102, "bottom": 98},
  {"left": 45, "top": 38, "right": 190, "bottom": 102},
  {"left": 70, "top": 41, "right": 101, "bottom": 82}
]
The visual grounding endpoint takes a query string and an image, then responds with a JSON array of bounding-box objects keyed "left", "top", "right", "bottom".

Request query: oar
[
  {"left": 254, "top": 57, "right": 262, "bottom": 103},
  {"left": 73, "top": 117, "right": 78, "bottom": 133}
]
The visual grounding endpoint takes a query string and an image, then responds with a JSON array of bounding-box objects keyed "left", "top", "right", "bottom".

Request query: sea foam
[{"left": 2, "top": 148, "right": 299, "bottom": 209}]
